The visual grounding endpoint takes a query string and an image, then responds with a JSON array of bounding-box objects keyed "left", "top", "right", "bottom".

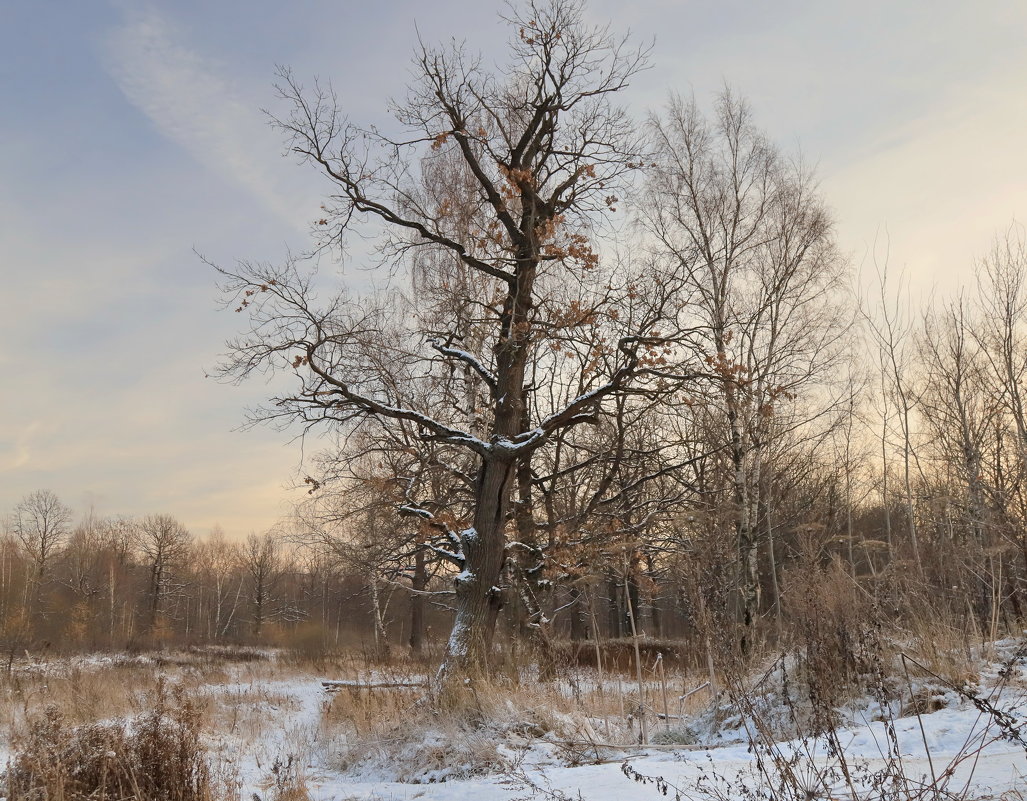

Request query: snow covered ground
[
  {"left": 1, "top": 642, "right": 1025, "bottom": 800},
  {"left": 201, "top": 643, "right": 1027, "bottom": 800},
  {"left": 224, "top": 700, "right": 1025, "bottom": 800}
]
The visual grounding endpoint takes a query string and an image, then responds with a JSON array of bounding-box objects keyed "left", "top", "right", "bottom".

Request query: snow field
[{"left": 0, "top": 643, "right": 1023, "bottom": 800}]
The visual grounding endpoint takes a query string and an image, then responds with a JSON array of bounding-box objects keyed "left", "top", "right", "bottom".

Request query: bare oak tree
[{"left": 215, "top": 0, "right": 696, "bottom": 681}]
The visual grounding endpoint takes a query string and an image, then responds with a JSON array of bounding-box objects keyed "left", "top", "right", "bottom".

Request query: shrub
[{"left": 4, "top": 679, "right": 224, "bottom": 801}]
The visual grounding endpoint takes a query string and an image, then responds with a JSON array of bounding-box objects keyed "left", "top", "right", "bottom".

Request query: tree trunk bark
[
  {"left": 735, "top": 447, "right": 761, "bottom": 651},
  {"left": 368, "top": 572, "right": 390, "bottom": 662},
  {"left": 440, "top": 456, "right": 512, "bottom": 681},
  {"left": 645, "top": 553, "right": 662, "bottom": 639},
  {"left": 438, "top": 250, "right": 536, "bottom": 686},
  {"left": 149, "top": 564, "right": 162, "bottom": 631},
  {"left": 607, "top": 574, "right": 622, "bottom": 638},
  {"left": 762, "top": 494, "right": 782, "bottom": 635},
  {"left": 622, "top": 571, "right": 641, "bottom": 638}
]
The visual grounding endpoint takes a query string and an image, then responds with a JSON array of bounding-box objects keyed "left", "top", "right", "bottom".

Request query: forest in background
[{"left": 7, "top": 216, "right": 1027, "bottom": 674}]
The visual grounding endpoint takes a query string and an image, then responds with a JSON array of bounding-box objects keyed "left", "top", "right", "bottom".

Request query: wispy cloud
[
  {"left": 102, "top": 5, "right": 306, "bottom": 230},
  {"left": 1, "top": 421, "right": 46, "bottom": 472}
]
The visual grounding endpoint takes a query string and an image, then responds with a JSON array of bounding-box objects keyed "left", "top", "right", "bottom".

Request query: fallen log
[{"left": 321, "top": 680, "right": 427, "bottom": 691}]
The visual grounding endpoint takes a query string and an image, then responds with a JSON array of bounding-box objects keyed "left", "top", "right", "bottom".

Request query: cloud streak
[{"left": 103, "top": 5, "right": 306, "bottom": 231}]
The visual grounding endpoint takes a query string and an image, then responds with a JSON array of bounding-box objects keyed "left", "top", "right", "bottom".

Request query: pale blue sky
[{"left": 2, "top": 1, "right": 1025, "bottom": 536}]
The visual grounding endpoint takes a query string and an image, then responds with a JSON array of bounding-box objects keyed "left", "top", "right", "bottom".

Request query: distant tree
[
  {"left": 12, "top": 489, "right": 72, "bottom": 617},
  {"left": 862, "top": 261, "right": 924, "bottom": 575},
  {"left": 195, "top": 526, "right": 244, "bottom": 639},
  {"left": 293, "top": 468, "right": 408, "bottom": 662},
  {"left": 137, "top": 514, "right": 191, "bottom": 632},
  {"left": 96, "top": 516, "right": 138, "bottom": 646},
  {"left": 243, "top": 532, "right": 283, "bottom": 638},
  {"left": 918, "top": 299, "right": 995, "bottom": 549}
]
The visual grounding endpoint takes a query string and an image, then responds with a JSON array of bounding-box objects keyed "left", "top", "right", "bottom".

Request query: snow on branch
[
  {"left": 397, "top": 505, "right": 465, "bottom": 567},
  {"left": 429, "top": 338, "right": 498, "bottom": 394},
  {"left": 305, "top": 349, "right": 491, "bottom": 457}
]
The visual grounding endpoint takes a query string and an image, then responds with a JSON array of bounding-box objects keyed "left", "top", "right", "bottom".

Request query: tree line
[{"left": 0, "top": 490, "right": 376, "bottom": 658}]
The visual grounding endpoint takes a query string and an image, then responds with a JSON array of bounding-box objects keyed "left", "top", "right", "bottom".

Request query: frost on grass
[{"left": 3, "top": 681, "right": 222, "bottom": 801}]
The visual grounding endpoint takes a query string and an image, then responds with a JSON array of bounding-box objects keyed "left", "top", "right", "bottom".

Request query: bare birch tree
[
  {"left": 862, "top": 259, "right": 924, "bottom": 575},
  {"left": 643, "top": 92, "right": 847, "bottom": 648}
]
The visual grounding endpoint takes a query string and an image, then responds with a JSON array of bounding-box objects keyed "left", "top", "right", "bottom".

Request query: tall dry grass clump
[
  {"left": 783, "top": 555, "right": 881, "bottom": 726},
  {"left": 3, "top": 679, "right": 233, "bottom": 801}
]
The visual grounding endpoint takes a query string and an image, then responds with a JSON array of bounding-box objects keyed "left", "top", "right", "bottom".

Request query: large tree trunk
[
  {"left": 510, "top": 445, "right": 561, "bottom": 680},
  {"left": 439, "top": 252, "right": 536, "bottom": 683},
  {"left": 441, "top": 456, "right": 513, "bottom": 680}
]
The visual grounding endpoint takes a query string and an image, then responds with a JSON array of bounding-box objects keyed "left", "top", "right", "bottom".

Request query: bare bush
[{"left": 3, "top": 680, "right": 229, "bottom": 801}]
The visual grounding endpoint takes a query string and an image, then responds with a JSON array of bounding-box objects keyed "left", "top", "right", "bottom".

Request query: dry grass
[
  {"left": 311, "top": 655, "right": 717, "bottom": 781},
  {"left": 1, "top": 628, "right": 1008, "bottom": 791},
  {"left": 0, "top": 663, "right": 165, "bottom": 733},
  {"left": 0, "top": 647, "right": 274, "bottom": 734},
  {"left": 898, "top": 609, "right": 981, "bottom": 690},
  {"left": 4, "top": 679, "right": 235, "bottom": 801},
  {"left": 0, "top": 647, "right": 287, "bottom": 800}
]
